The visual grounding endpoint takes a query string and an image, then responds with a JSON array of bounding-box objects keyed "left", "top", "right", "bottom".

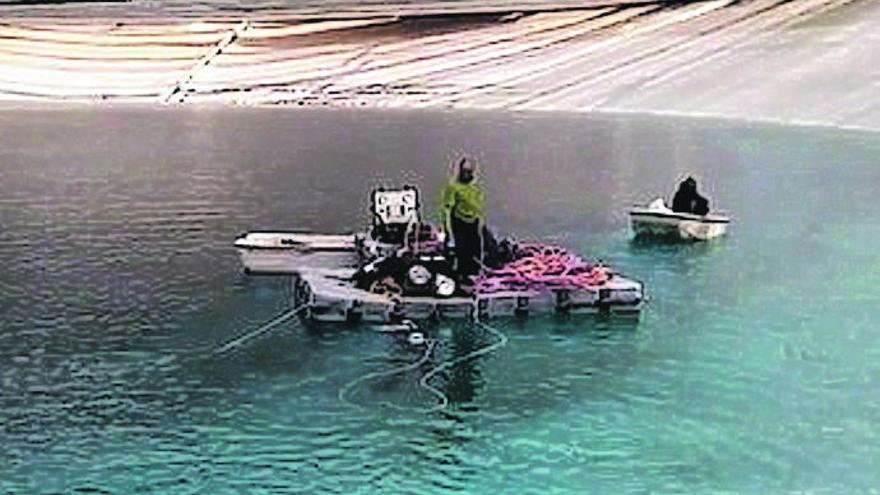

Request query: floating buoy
[
  {"left": 435, "top": 273, "right": 456, "bottom": 297},
  {"left": 407, "top": 332, "right": 426, "bottom": 346},
  {"left": 407, "top": 264, "right": 431, "bottom": 286}
]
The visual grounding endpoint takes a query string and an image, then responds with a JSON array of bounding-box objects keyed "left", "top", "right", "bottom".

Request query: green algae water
[{"left": 1, "top": 107, "right": 878, "bottom": 493}]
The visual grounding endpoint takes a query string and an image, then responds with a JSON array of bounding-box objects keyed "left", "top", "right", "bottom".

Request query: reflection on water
[{"left": 1, "top": 107, "right": 879, "bottom": 493}]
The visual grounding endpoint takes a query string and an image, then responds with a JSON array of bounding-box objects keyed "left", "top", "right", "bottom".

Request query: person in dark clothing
[{"left": 672, "top": 177, "right": 710, "bottom": 215}]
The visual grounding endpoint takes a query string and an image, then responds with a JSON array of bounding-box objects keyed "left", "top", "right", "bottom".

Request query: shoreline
[
  {"left": 1, "top": 0, "right": 878, "bottom": 131},
  {"left": 3, "top": 100, "right": 878, "bottom": 137}
]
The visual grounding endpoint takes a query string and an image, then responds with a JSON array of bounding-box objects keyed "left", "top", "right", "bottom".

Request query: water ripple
[{"left": 2, "top": 108, "right": 880, "bottom": 493}]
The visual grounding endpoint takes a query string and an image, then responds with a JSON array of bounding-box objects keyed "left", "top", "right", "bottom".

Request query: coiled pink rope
[{"left": 474, "top": 243, "right": 611, "bottom": 294}]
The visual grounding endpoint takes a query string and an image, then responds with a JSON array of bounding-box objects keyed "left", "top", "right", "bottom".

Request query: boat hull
[
  {"left": 237, "top": 248, "right": 358, "bottom": 274},
  {"left": 630, "top": 209, "right": 729, "bottom": 241},
  {"left": 235, "top": 232, "right": 358, "bottom": 274}
]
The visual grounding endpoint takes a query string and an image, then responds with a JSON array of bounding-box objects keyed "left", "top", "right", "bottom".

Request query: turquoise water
[{"left": 1, "top": 108, "right": 878, "bottom": 493}]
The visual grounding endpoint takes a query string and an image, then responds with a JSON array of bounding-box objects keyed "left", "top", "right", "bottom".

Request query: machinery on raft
[{"left": 235, "top": 186, "right": 644, "bottom": 323}]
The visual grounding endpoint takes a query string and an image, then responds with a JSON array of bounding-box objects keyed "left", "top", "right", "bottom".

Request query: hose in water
[
  {"left": 338, "top": 339, "right": 437, "bottom": 408},
  {"left": 214, "top": 304, "right": 307, "bottom": 355},
  {"left": 418, "top": 319, "right": 508, "bottom": 411},
  {"left": 338, "top": 320, "right": 508, "bottom": 412}
]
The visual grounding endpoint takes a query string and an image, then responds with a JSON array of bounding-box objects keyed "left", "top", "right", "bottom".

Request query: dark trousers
[{"left": 451, "top": 215, "right": 482, "bottom": 279}]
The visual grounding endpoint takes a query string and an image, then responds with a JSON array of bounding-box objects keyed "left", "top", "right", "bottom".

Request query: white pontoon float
[{"left": 293, "top": 269, "right": 643, "bottom": 323}]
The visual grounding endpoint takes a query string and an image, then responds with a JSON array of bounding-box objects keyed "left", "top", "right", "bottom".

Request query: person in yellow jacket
[{"left": 439, "top": 157, "right": 486, "bottom": 283}]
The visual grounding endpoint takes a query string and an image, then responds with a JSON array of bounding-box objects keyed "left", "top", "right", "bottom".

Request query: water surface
[{"left": 1, "top": 107, "right": 878, "bottom": 493}]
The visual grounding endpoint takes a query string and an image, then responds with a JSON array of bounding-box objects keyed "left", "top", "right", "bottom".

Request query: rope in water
[
  {"left": 338, "top": 339, "right": 438, "bottom": 408},
  {"left": 214, "top": 304, "right": 307, "bottom": 355},
  {"left": 418, "top": 319, "right": 508, "bottom": 411},
  {"left": 338, "top": 319, "right": 508, "bottom": 412}
]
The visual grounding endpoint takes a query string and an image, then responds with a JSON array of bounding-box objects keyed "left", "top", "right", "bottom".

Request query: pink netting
[{"left": 474, "top": 243, "right": 612, "bottom": 294}]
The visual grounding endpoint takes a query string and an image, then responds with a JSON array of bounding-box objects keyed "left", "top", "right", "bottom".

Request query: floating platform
[
  {"left": 237, "top": 187, "right": 645, "bottom": 321},
  {"left": 293, "top": 269, "right": 643, "bottom": 323}
]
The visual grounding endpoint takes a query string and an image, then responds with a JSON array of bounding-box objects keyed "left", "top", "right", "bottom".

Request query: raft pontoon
[{"left": 293, "top": 269, "right": 643, "bottom": 323}]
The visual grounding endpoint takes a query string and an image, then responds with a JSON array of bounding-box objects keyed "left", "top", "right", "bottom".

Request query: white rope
[
  {"left": 338, "top": 339, "right": 437, "bottom": 408},
  {"left": 338, "top": 319, "right": 508, "bottom": 412},
  {"left": 214, "top": 304, "right": 306, "bottom": 355},
  {"left": 418, "top": 319, "right": 508, "bottom": 411}
]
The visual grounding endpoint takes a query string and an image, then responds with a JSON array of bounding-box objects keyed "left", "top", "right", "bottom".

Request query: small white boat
[
  {"left": 234, "top": 187, "right": 422, "bottom": 274},
  {"left": 629, "top": 198, "right": 730, "bottom": 241},
  {"left": 234, "top": 232, "right": 356, "bottom": 251},
  {"left": 234, "top": 232, "right": 359, "bottom": 274}
]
